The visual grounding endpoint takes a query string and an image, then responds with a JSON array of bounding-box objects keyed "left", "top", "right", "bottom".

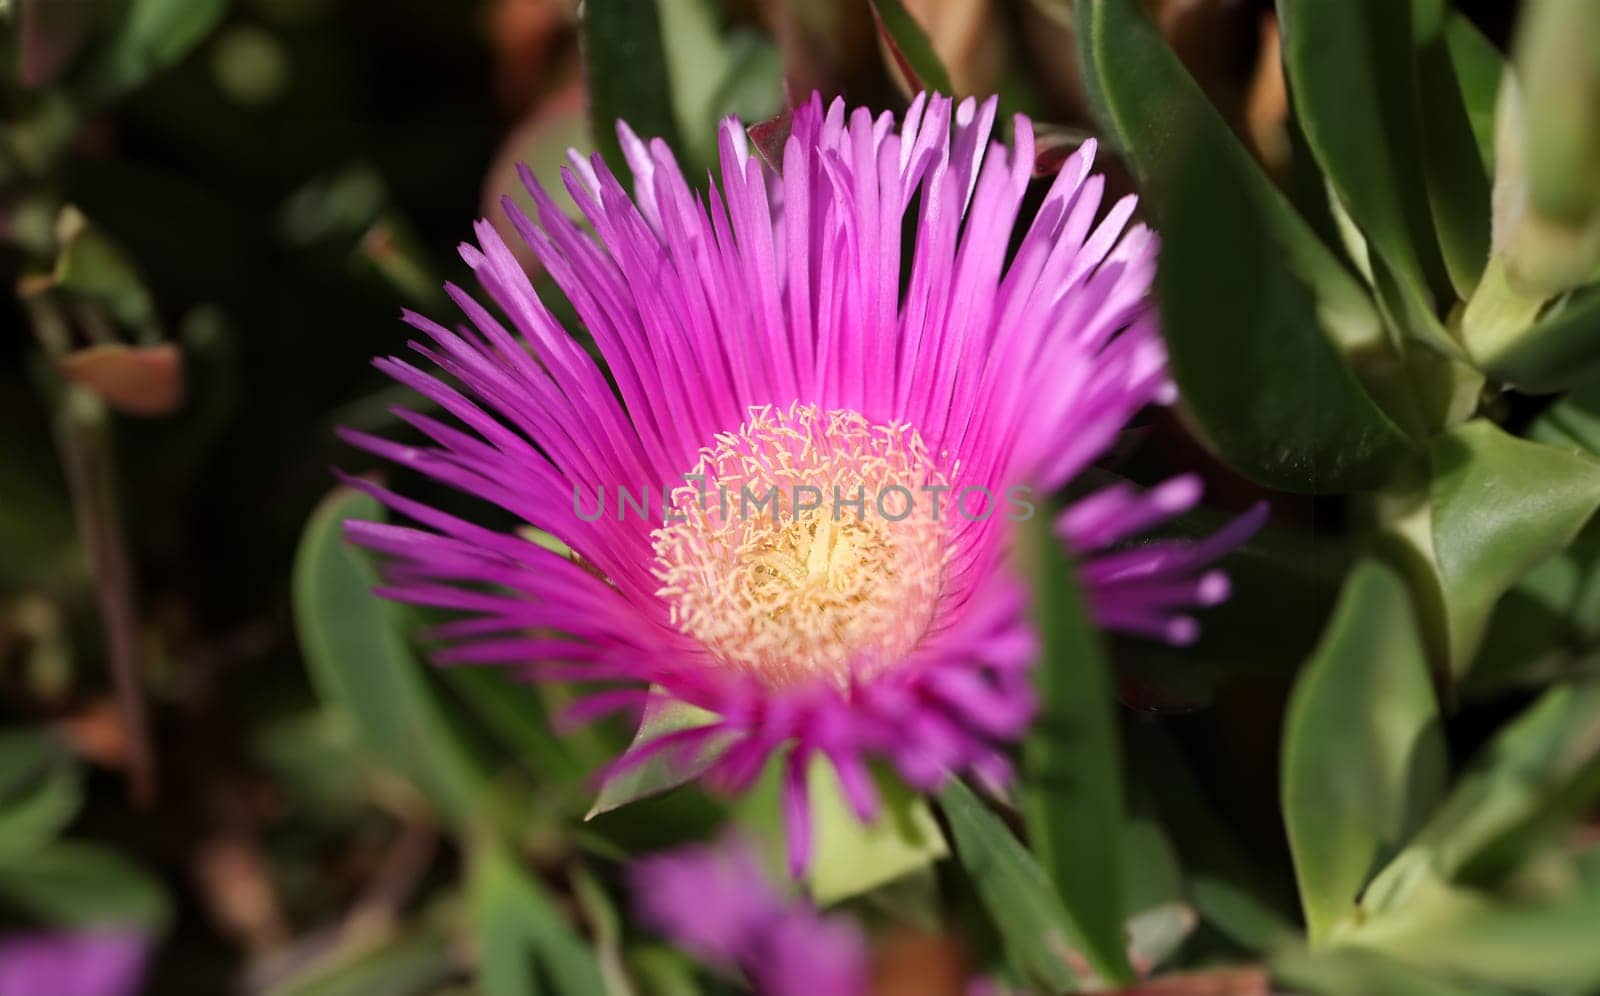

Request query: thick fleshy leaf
[
  {"left": 1465, "top": 516, "right": 1600, "bottom": 699},
  {"left": 939, "top": 779, "right": 1087, "bottom": 991},
  {"left": 870, "top": 0, "right": 954, "bottom": 97},
  {"left": 1020, "top": 515, "right": 1135, "bottom": 984},
  {"left": 659, "top": 0, "right": 784, "bottom": 172},
  {"left": 1445, "top": 15, "right": 1502, "bottom": 173},
  {"left": 1281, "top": 558, "right": 1446, "bottom": 943},
  {"left": 581, "top": 0, "right": 684, "bottom": 174},
  {"left": 587, "top": 691, "right": 725, "bottom": 819},
  {"left": 291, "top": 487, "right": 492, "bottom": 825},
  {"left": 1278, "top": 0, "right": 1455, "bottom": 311},
  {"left": 0, "top": 841, "right": 169, "bottom": 931},
  {"left": 0, "top": 730, "right": 81, "bottom": 858},
  {"left": 1347, "top": 848, "right": 1600, "bottom": 992},
  {"left": 1516, "top": 2, "right": 1600, "bottom": 228},
  {"left": 1414, "top": 6, "right": 1493, "bottom": 298},
  {"left": 1475, "top": 283, "right": 1600, "bottom": 394},
  {"left": 1159, "top": 128, "right": 1417, "bottom": 493},
  {"left": 265, "top": 927, "right": 457, "bottom": 996},
  {"left": 1429, "top": 419, "right": 1600, "bottom": 673},
  {"left": 807, "top": 762, "right": 947, "bottom": 906},
  {"left": 1273, "top": 946, "right": 1503, "bottom": 996},
  {"left": 1075, "top": 0, "right": 1384, "bottom": 353},
  {"left": 1363, "top": 677, "right": 1600, "bottom": 905},
  {"left": 470, "top": 838, "right": 607, "bottom": 996},
  {"left": 72, "top": 0, "right": 227, "bottom": 105}
]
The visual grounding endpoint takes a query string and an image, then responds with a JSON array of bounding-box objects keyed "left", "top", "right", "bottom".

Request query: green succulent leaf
[
  {"left": 0, "top": 729, "right": 82, "bottom": 858},
  {"left": 264, "top": 927, "right": 458, "bottom": 996},
  {"left": 1277, "top": 0, "right": 1457, "bottom": 311},
  {"left": 1444, "top": 15, "right": 1503, "bottom": 174},
  {"left": 1076, "top": 0, "right": 1381, "bottom": 349},
  {"left": 1414, "top": 6, "right": 1494, "bottom": 298},
  {"left": 1365, "top": 678, "right": 1600, "bottom": 901},
  {"left": 1281, "top": 558, "right": 1446, "bottom": 943},
  {"left": 291, "top": 487, "right": 494, "bottom": 826},
  {"left": 587, "top": 691, "right": 725, "bottom": 819},
  {"left": 1273, "top": 945, "right": 1505, "bottom": 996},
  {"left": 72, "top": 0, "right": 227, "bottom": 106},
  {"left": 0, "top": 841, "right": 170, "bottom": 931},
  {"left": 1159, "top": 127, "right": 1418, "bottom": 492},
  {"left": 1475, "top": 284, "right": 1600, "bottom": 394},
  {"left": 869, "top": 0, "right": 954, "bottom": 96},
  {"left": 582, "top": 0, "right": 685, "bottom": 175},
  {"left": 1347, "top": 847, "right": 1600, "bottom": 993},
  {"left": 1429, "top": 419, "right": 1600, "bottom": 673},
  {"left": 1020, "top": 513, "right": 1135, "bottom": 985},
  {"left": 470, "top": 837, "right": 607, "bottom": 996},
  {"left": 806, "top": 761, "right": 948, "bottom": 907},
  {"left": 1516, "top": 1, "right": 1600, "bottom": 228},
  {"left": 939, "top": 778, "right": 1089, "bottom": 992}
]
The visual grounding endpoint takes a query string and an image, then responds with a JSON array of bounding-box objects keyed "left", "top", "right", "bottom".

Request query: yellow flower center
[{"left": 651, "top": 404, "right": 951, "bottom": 688}]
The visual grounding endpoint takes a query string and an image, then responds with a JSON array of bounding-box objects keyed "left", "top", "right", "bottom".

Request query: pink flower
[
  {"left": 0, "top": 930, "right": 149, "bottom": 996},
  {"left": 631, "top": 838, "right": 868, "bottom": 996},
  {"left": 342, "top": 92, "right": 1260, "bottom": 872}
]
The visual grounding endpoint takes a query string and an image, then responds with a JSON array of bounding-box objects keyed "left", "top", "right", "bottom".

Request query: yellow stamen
[{"left": 652, "top": 404, "right": 951, "bottom": 688}]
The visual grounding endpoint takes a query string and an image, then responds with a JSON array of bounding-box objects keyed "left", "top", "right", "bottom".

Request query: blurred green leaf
[
  {"left": 587, "top": 691, "right": 724, "bottom": 820},
  {"left": 265, "top": 928, "right": 457, "bottom": 996},
  {"left": 1172, "top": 509, "right": 1345, "bottom": 674},
  {"left": 73, "top": 0, "right": 229, "bottom": 105},
  {"left": 939, "top": 778, "right": 1087, "bottom": 992},
  {"left": 1476, "top": 283, "right": 1600, "bottom": 394},
  {"left": 469, "top": 837, "right": 606, "bottom": 996},
  {"left": 0, "top": 729, "right": 81, "bottom": 857},
  {"left": 281, "top": 165, "right": 388, "bottom": 248},
  {"left": 1159, "top": 127, "right": 1418, "bottom": 492},
  {"left": 1278, "top": 0, "right": 1455, "bottom": 311},
  {"left": 659, "top": 0, "right": 784, "bottom": 173},
  {"left": 291, "top": 486, "right": 493, "bottom": 826},
  {"left": 1020, "top": 515, "right": 1135, "bottom": 984},
  {"left": 1444, "top": 15, "right": 1502, "bottom": 174},
  {"left": 582, "top": 0, "right": 684, "bottom": 174},
  {"left": 1429, "top": 419, "right": 1600, "bottom": 673},
  {"left": 0, "top": 840, "right": 170, "bottom": 930},
  {"left": 441, "top": 666, "right": 585, "bottom": 787},
  {"left": 1465, "top": 516, "right": 1600, "bottom": 698},
  {"left": 1365, "top": 678, "right": 1600, "bottom": 900},
  {"left": 52, "top": 206, "right": 158, "bottom": 339},
  {"left": 1273, "top": 945, "right": 1501, "bottom": 996},
  {"left": 1346, "top": 847, "right": 1600, "bottom": 992},
  {"left": 807, "top": 761, "right": 947, "bottom": 907},
  {"left": 1415, "top": 5, "right": 1493, "bottom": 298},
  {"left": 869, "top": 0, "right": 953, "bottom": 96},
  {"left": 1076, "top": 0, "right": 1385, "bottom": 346},
  {"left": 1516, "top": 1, "right": 1600, "bottom": 228},
  {"left": 1281, "top": 558, "right": 1446, "bottom": 943}
]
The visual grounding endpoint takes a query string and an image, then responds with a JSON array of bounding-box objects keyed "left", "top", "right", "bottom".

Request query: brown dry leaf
[
  {"left": 895, "top": 0, "right": 1007, "bottom": 97},
  {"left": 1109, "top": 966, "right": 1272, "bottom": 996},
  {"left": 1246, "top": 13, "right": 1290, "bottom": 171},
  {"left": 872, "top": 929, "right": 969, "bottom": 996},
  {"left": 54, "top": 699, "right": 132, "bottom": 770},
  {"left": 59, "top": 343, "right": 184, "bottom": 417},
  {"left": 488, "top": 0, "right": 573, "bottom": 113},
  {"left": 195, "top": 836, "right": 289, "bottom": 951}
]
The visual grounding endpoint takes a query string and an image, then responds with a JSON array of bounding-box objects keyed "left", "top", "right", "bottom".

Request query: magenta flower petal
[
  {"left": 344, "top": 91, "right": 1254, "bottom": 871},
  {"left": 631, "top": 838, "right": 869, "bottom": 996},
  {"left": 0, "top": 930, "right": 149, "bottom": 996}
]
